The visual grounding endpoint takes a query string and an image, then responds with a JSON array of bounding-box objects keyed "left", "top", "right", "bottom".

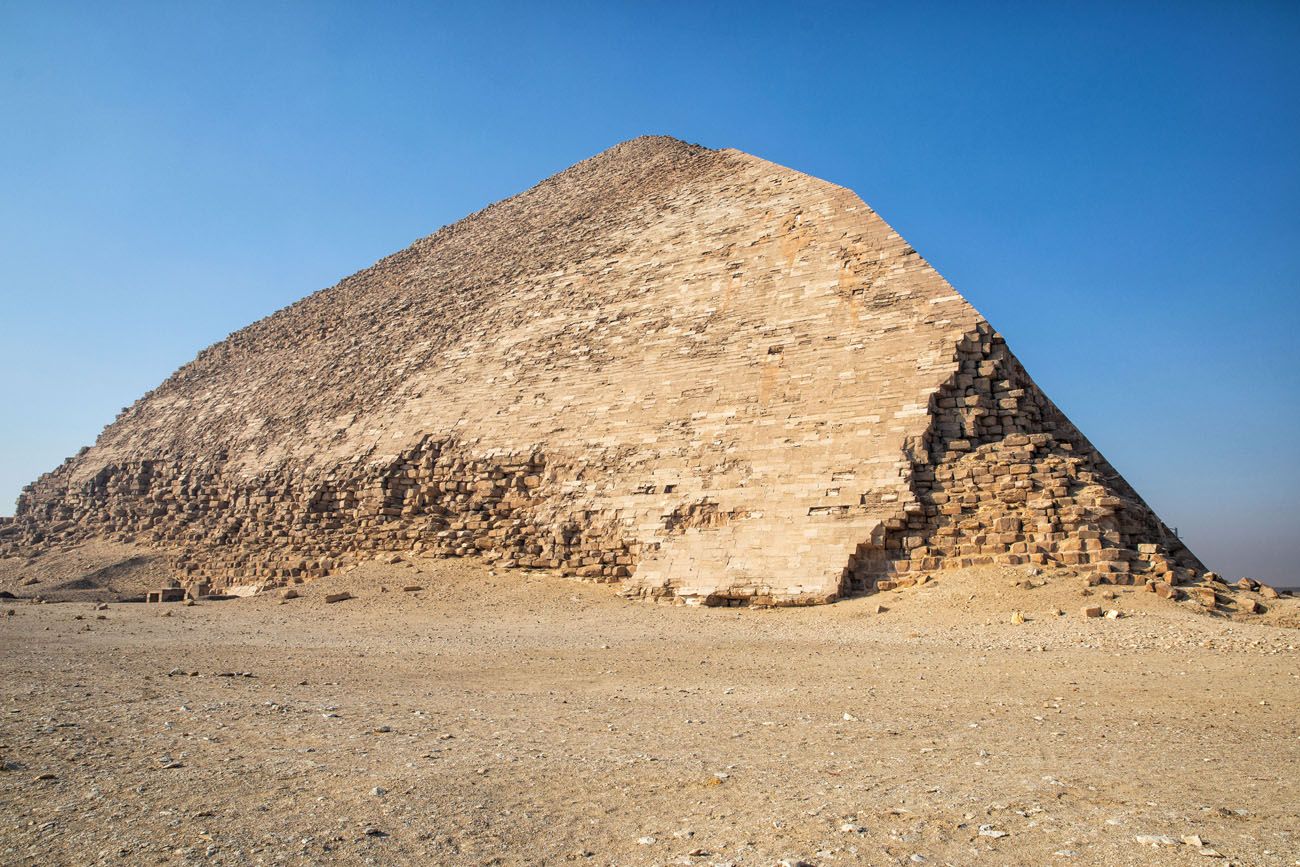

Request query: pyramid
[{"left": 2, "top": 136, "right": 1203, "bottom": 603}]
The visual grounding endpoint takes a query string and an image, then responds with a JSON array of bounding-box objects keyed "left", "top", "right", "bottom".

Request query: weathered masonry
[{"left": 2, "top": 136, "right": 1203, "bottom": 603}]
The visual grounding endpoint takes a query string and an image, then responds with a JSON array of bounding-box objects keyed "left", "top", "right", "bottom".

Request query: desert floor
[{"left": 1, "top": 544, "right": 1297, "bottom": 866}]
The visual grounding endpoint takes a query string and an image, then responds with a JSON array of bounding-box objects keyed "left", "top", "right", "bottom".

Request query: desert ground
[{"left": 1, "top": 544, "right": 1297, "bottom": 866}]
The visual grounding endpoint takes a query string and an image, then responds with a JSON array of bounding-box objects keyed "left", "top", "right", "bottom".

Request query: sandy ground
[{"left": 0, "top": 546, "right": 1297, "bottom": 866}]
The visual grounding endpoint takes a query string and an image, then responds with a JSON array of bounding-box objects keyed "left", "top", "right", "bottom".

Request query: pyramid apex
[{"left": 581, "top": 135, "right": 714, "bottom": 165}]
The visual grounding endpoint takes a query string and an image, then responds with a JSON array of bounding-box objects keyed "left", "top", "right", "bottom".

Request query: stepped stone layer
[{"left": 2, "top": 136, "right": 1203, "bottom": 603}]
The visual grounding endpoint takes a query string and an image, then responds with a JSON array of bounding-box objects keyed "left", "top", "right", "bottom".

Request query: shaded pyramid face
[{"left": 4, "top": 136, "right": 1203, "bottom": 603}]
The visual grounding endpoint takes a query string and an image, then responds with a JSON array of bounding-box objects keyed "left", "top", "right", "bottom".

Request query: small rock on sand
[{"left": 1134, "top": 834, "right": 1178, "bottom": 846}]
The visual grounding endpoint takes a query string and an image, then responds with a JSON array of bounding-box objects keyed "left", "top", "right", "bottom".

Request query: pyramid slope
[{"left": 3, "top": 137, "right": 1203, "bottom": 602}]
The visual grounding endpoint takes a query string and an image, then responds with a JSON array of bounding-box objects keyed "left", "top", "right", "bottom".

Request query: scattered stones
[
  {"left": 1010, "top": 611, "right": 1025, "bottom": 625},
  {"left": 401, "top": 585, "right": 423, "bottom": 592},
  {"left": 324, "top": 592, "right": 353, "bottom": 604},
  {"left": 281, "top": 588, "right": 299, "bottom": 600},
  {"left": 1081, "top": 606, "right": 1102, "bottom": 618},
  {"left": 0, "top": 542, "right": 1293, "bottom": 866}
]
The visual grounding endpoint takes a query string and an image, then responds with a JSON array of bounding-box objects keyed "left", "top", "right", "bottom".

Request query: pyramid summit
[{"left": 4, "top": 136, "right": 1203, "bottom": 603}]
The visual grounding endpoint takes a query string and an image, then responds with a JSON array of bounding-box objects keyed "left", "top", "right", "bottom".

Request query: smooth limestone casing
[{"left": 3, "top": 137, "right": 1203, "bottom": 603}]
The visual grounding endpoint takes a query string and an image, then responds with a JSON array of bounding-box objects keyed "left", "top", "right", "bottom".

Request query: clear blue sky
[{"left": 2, "top": 1, "right": 1297, "bottom": 585}]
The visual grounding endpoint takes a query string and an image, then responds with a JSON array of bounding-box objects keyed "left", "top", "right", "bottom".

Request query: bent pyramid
[{"left": 4, "top": 136, "right": 1203, "bottom": 603}]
